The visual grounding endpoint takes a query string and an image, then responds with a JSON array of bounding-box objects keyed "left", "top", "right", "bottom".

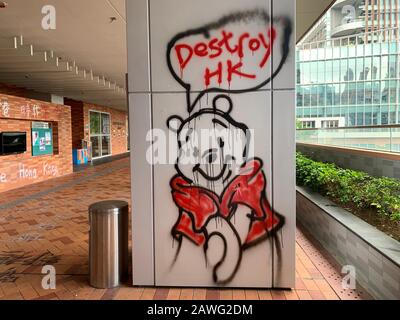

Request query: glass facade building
[{"left": 296, "top": 0, "right": 400, "bottom": 128}]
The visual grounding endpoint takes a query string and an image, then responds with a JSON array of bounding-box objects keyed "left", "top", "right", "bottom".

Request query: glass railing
[
  {"left": 297, "top": 27, "right": 400, "bottom": 52},
  {"left": 296, "top": 125, "right": 400, "bottom": 153}
]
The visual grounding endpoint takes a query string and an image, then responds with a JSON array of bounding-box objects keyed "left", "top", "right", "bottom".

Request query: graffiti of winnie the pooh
[{"left": 167, "top": 94, "right": 285, "bottom": 285}]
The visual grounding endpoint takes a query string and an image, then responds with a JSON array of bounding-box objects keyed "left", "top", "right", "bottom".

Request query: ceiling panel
[
  {"left": 296, "top": 0, "right": 335, "bottom": 42},
  {"left": 0, "top": 0, "right": 126, "bottom": 87}
]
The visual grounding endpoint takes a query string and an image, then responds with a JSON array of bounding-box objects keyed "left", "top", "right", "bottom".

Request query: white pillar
[{"left": 127, "top": 0, "right": 296, "bottom": 288}]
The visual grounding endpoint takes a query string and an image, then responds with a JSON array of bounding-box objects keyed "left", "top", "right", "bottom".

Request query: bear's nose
[{"left": 203, "top": 149, "right": 218, "bottom": 164}]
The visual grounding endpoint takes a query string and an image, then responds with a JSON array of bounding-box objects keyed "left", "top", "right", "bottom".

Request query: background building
[{"left": 296, "top": 0, "right": 400, "bottom": 129}]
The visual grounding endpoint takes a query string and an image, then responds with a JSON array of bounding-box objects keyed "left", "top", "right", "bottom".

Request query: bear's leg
[{"left": 204, "top": 217, "right": 242, "bottom": 285}]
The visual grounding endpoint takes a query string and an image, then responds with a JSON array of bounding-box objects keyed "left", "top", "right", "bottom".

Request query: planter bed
[{"left": 297, "top": 186, "right": 400, "bottom": 300}]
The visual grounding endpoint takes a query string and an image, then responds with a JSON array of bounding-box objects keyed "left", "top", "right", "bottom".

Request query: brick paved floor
[{"left": 0, "top": 157, "right": 372, "bottom": 300}]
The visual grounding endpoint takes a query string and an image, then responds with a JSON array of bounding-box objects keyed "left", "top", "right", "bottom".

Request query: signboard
[
  {"left": 32, "top": 123, "right": 53, "bottom": 156},
  {"left": 128, "top": 0, "right": 295, "bottom": 288}
]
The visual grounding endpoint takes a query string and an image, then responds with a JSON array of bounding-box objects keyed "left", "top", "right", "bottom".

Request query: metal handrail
[
  {"left": 298, "top": 26, "right": 400, "bottom": 48},
  {"left": 297, "top": 124, "right": 400, "bottom": 131},
  {"left": 296, "top": 125, "right": 400, "bottom": 154}
]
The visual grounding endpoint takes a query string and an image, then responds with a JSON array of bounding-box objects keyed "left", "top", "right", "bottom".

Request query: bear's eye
[
  {"left": 218, "top": 138, "right": 225, "bottom": 148},
  {"left": 203, "top": 149, "right": 218, "bottom": 164},
  {"left": 208, "top": 152, "right": 217, "bottom": 164}
]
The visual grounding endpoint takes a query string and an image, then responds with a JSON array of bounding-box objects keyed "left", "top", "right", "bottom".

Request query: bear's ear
[
  {"left": 213, "top": 94, "right": 233, "bottom": 115},
  {"left": 167, "top": 115, "right": 183, "bottom": 133}
]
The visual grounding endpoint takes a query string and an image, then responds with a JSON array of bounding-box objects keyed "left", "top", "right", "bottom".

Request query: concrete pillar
[{"left": 127, "top": 0, "right": 296, "bottom": 288}]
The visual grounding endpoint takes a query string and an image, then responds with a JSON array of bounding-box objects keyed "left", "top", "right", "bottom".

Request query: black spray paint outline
[
  {"left": 166, "top": 8, "right": 293, "bottom": 113},
  {"left": 166, "top": 9, "right": 291, "bottom": 284},
  {"left": 167, "top": 95, "right": 250, "bottom": 185},
  {"left": 169, "top": 156, "right": 285, "bottom": 285},
  {"left": 167, "top": 96, "right": 285, "bottom": 284}
]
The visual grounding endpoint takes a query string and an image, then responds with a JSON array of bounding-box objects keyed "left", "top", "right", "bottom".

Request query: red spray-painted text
[{"left": 174, "top": 28, "right": 276, "bottom": 87}]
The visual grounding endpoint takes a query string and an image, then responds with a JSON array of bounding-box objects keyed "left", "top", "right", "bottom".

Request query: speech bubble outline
[{"left": 166, "top": 8, "right": 293, "bottom": 113}]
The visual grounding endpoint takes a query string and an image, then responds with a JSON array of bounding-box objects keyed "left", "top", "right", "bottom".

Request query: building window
[
  {"left": 321, "top": 120, "right": 339, "bottom": 128},
  {"left": 301, "top": 121, "right": 316, "bottom": 129}
]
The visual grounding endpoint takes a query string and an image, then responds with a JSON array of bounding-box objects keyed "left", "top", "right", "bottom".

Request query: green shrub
[{"left": 296, "top": 152, "right": 400, "bottom": 222}]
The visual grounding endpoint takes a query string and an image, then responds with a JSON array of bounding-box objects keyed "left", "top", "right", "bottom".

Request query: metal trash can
[{"left": 89, "top": 200, "right": 129, "bottom": 289}]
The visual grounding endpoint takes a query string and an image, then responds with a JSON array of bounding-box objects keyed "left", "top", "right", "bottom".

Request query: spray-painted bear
[{"left": 167, "top": 94, "right": 284, "bottom": 285}]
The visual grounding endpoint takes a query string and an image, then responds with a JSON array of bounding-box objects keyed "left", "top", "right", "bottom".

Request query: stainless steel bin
[{"left": 89, "top": 200, "right": 129, "bottom": 289}]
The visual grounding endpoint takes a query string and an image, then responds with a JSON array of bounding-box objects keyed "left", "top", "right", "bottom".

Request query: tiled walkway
[{"left": 0, "top": 157, "right": 371, "bottom": 300}]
